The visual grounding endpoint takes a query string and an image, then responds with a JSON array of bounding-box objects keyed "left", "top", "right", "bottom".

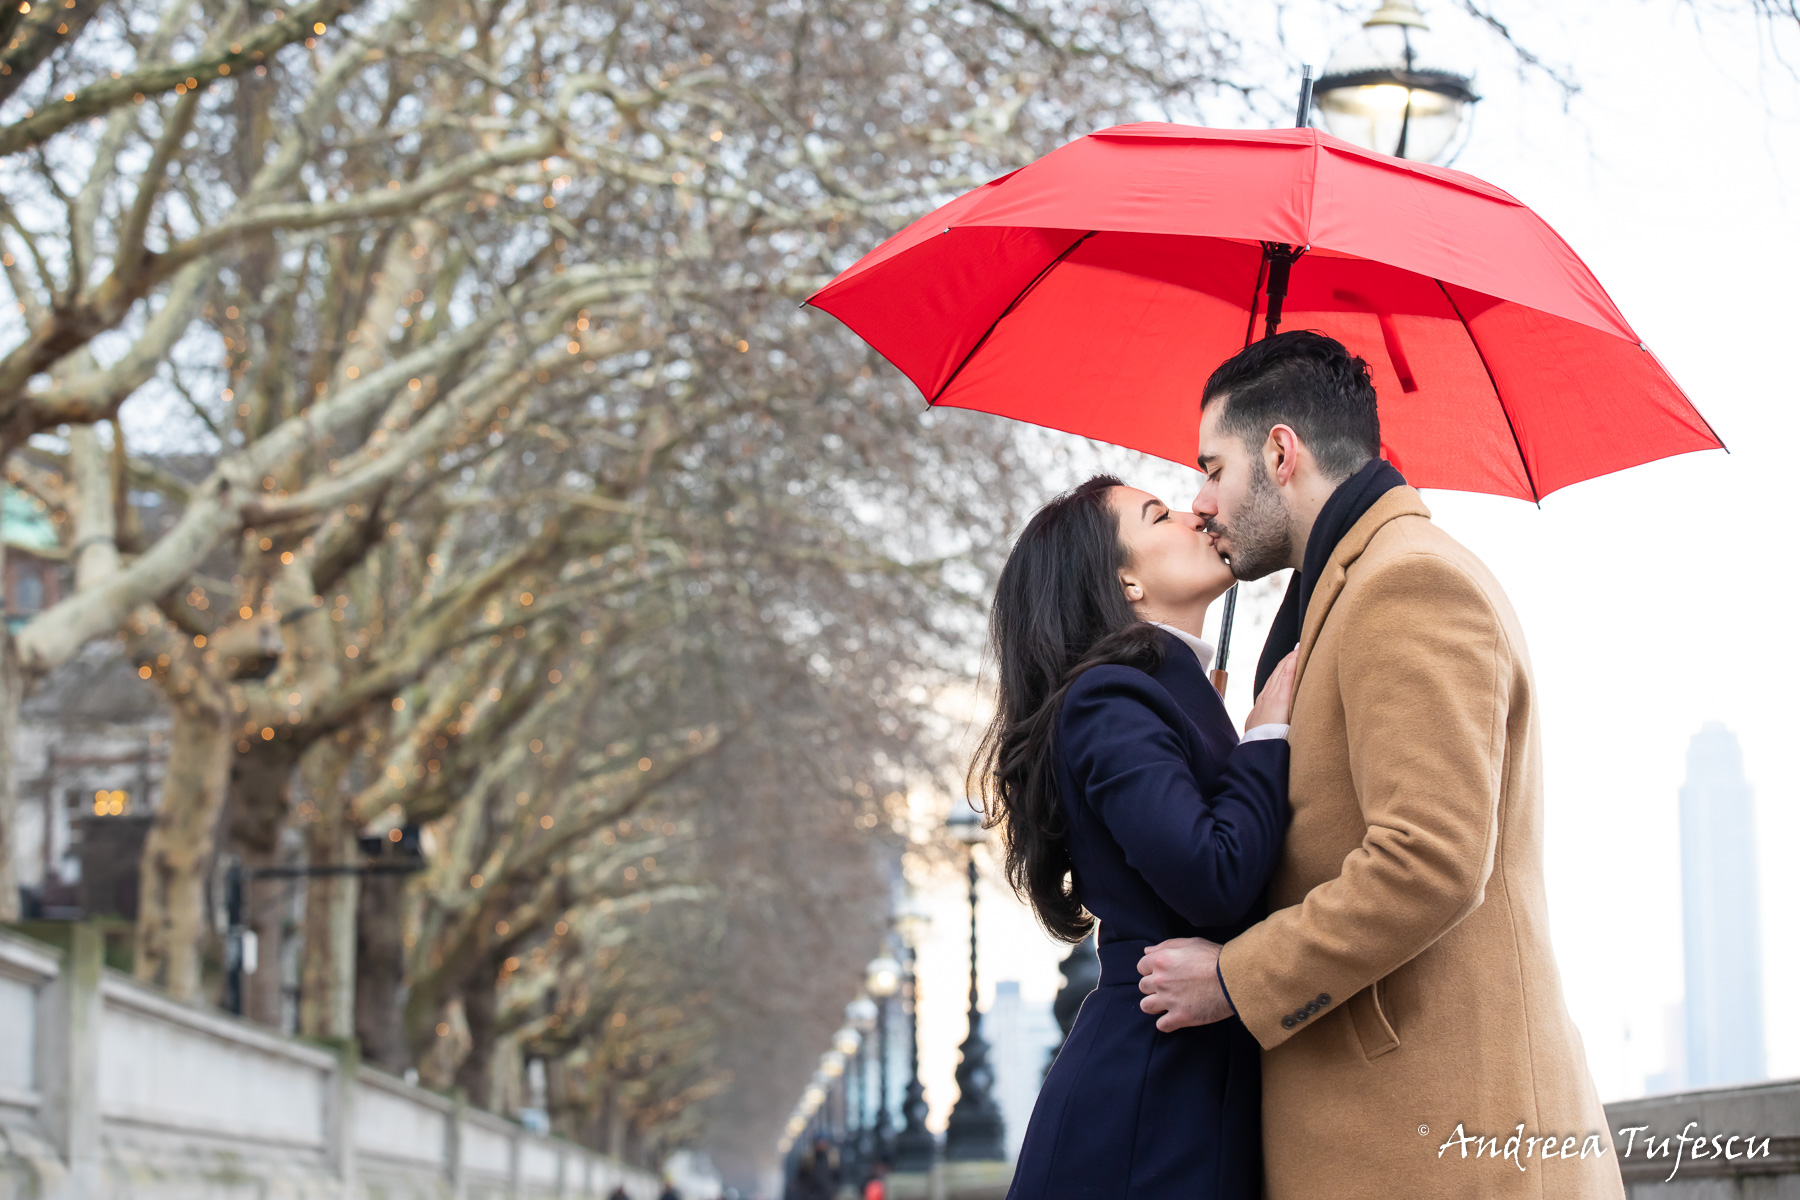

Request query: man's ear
[{"left": 1266, "top": 424, "right": 1303, "bottom": 487}]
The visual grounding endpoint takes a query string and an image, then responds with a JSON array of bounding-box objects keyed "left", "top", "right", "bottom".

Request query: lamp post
[
  {"left": 820, "top": 1048, "right": 847, "bottom": 1146},
  {"left": 845, "top": 994, "right": 879, "bottom": 1173},
  {"left": 942, "top": 798, "right": 1006, "bottom": 1161},
  {"left": 1313, "top": 0, "right": 1478, "bottom": 164},
  {"left": 865, "top": 955, "right": 902, "bottom": 1165},
  {"left": 1045, "top": 932, "right": 1100, "bottom": 1079},
  {"left": 833, "top": 1023, "right": 864, "bottom": 1179},
  {"left": 891, "top": 895, "right": 936, "bottom": 1171},
  {"left": 221, "top": 828, "right": 426, "bottom": 1016}
]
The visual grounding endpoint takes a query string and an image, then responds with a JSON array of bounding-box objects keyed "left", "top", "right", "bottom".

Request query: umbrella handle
[{"left": 1211, "top": 582, "right": 1239, "bottom": 698}]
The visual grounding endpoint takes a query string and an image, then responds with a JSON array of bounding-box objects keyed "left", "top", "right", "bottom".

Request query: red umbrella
[{"left": 804, "top": 123, "right": 1722, "bottom": 504}]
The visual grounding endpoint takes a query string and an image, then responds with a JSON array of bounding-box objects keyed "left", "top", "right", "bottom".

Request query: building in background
[
  {"left": 986, "top": 980, "right": 1060, "bottom": 1161},
  {"left": 1677, "top": 723, "right": 1766, "bottom": 1089},
  {"left": 3, "top": 486, "right": 63, "bottom": 629},
  {"left": 1641, "top": 1000, "right": 1686, "bottom": 1096},
  {"left": 4, "top": 485, "right": 170, "bottom": 922}
]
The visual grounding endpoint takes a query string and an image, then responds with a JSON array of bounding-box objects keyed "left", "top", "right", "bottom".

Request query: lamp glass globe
[
  {"left": 1314, "top": 2, "right": 1473, "bottom": 164},
  {"left": 893, "top": 894, "right": 931, "bottom": 945},
  {"left": 865, "top": 955, "right": 902, "bottom": 997},
  {"left": 946, "top": 797, "right": 987, "bottom": 845},
  {"left": 846, "top": 995, "right": 879, "bottom": 1030}
]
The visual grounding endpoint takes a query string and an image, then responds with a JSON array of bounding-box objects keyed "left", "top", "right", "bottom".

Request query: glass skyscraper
[{"left": 1678, "top": 723, "right": 1766, "bottom": 1088}]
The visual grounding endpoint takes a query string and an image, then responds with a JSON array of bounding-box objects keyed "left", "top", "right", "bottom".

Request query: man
[{"left": 1136, "top": 332, "right": 1621, "bottom": 1199}]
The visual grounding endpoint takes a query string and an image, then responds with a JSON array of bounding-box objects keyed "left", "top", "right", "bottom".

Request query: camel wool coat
[{"left": 1216, "top": 487, "right": 1623, "bottom": 1200}]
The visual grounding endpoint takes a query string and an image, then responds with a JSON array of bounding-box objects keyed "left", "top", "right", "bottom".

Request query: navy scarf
[{"left": 1252, "top": 458, "right": 1408, "bottom": 694}]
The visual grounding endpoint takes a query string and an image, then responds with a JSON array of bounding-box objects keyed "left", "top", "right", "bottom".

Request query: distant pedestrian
[
  {"left": 860, "top": 1160, "right": 887, "bottom": 1200},
  {"left": 790, "top": 1137, "right": 837, "bottom": 1200}
]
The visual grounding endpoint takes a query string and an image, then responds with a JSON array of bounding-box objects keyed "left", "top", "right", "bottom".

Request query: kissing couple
[{"left": 979, "top": 332, "right": 1623, "bottom": 1200}]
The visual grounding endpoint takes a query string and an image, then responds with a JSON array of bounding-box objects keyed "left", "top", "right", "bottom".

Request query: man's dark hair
[{"left": 1200, "top": 330, "right": 1381, "bottom": 480}]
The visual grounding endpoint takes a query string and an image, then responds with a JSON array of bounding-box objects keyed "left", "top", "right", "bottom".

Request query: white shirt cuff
[{"left": 1241, "top": 723, "right": 1289, "bottom": 743}]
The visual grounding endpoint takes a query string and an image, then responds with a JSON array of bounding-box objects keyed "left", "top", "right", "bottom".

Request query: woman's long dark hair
[{"left": 970, "top": 475, "right": 1167, "bottom": 942}]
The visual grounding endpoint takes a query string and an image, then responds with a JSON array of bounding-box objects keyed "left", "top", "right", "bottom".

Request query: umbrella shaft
[
  {"left": 1261, "top": 243, "right": 1304, "bottom": 340},
  {"left": 1264, "top": 252, "right": 1294, "bottom": 339},
  {"left": 1259, "top": 69, "right": 1313, "bottom": 342}
]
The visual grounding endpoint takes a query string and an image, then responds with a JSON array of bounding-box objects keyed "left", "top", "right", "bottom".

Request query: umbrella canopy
[{"left": 805, "top": 124, "right": 1723, "bottom": 502}]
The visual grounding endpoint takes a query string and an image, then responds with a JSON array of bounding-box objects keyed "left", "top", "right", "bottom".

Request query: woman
[{"left": 975, "top": 475, "right": 1296, "bottom": 1199}]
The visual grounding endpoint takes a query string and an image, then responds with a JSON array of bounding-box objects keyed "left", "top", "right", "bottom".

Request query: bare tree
[{"left": 0, "top": 0, "right": 1308, "bottom": 1175}]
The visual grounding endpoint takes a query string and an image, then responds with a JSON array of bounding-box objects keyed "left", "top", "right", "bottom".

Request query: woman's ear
[{"left": 1119, "top": 571, "right": 1144, "bottom": 603}]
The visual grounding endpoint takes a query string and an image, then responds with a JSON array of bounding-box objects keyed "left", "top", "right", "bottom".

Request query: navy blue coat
[{"left": 1007, "top": 632, "right": 1291, "bottom": 1200}]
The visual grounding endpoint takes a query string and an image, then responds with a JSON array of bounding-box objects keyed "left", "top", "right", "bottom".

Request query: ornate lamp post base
[
  {"left": 892, "top": 1080, "right": 937, "bottom": 1171},
  {"left": 942, "top": 1030, "right": 1007, "bottom": 1161},
  {"left": 942, "top": 853, "right": 1007, "bottom": 1162}
]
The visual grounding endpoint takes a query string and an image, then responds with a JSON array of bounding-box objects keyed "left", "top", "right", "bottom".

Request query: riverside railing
[{"left": 0, "top": 924, "right": 666, "bottom": 1200}]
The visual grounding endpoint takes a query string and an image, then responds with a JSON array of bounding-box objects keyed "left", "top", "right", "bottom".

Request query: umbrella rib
[
  {"left": 929, "top": 230, "right": 1097, "bottom": 404},
  {"left": 1435, "top": 279, "right": 1541, "bottom": 506}
]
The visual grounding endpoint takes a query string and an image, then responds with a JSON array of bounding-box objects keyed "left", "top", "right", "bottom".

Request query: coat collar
[
  {"left": 1149, "top": 627, "right": 1230, "bottom": 731},
  {"left": 1149, "top": 621, "right": 1216, "bottom": 673},
  {"left": 1293, "top": 486, "right": 1433, "bottom": 686}
]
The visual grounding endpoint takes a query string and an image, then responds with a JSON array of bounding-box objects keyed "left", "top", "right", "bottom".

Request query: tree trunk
[
  {"left": 454, "top": 976, "right": 498, "bottom": 1108},
  {"left": 355, "top": 866, "right": 408, "bottom": 1071},
  {"left": 227, "top": 742, "right": 300, "bottom": 1028},
  {"left": 237, "top": 836, "right": 290, "bottom": 1028},
  {"left": 297, "top": 737, "right": 357, "bottom": 1041},
  {"left": 134, "top": 696, "right": 232, "bottom": 1002},
  {"left": 0, "top": 619, "right": 20, "bottom": 923}
]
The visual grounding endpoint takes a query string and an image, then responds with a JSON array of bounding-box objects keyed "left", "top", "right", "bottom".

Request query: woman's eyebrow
[{"left": 1139, "top": 498, "right": 1163, "bottom": 521}]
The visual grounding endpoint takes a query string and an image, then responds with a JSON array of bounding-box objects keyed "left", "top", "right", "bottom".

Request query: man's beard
[{"left": 1209, "top": 462, "right": 1292, "bottom": 581}]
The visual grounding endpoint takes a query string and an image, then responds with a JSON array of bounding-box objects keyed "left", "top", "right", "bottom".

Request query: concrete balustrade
[{"left": 0, "top": 926, "right": 667, "bottom": 1200}]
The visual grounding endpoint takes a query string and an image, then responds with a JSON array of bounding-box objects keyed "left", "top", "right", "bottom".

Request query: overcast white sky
[{"left": 905, "top": 0, "right": 1800, "bottom": 1125}]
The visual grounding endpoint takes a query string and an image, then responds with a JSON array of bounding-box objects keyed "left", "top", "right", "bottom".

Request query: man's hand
[{"left": 1137, "top": 937, "right": 1234, "bottom": 1032}]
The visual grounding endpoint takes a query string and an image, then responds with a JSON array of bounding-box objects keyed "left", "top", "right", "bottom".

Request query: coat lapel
[{"left": 1292, "top": 486, "right": 1433, "bottom": 689}]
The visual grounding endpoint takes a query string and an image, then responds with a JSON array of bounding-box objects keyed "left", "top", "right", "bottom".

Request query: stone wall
[
  {"left": 1603, "top": 1081, "right": 1799, "bottom": 1199},
  {"left": 0, "top": 926, "right": 677, "bottom": 1200}
]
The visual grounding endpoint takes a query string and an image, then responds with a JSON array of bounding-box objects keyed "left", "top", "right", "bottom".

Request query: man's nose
[{"left": 1190, "top": 487, "right": 1217, "bottom": 517}]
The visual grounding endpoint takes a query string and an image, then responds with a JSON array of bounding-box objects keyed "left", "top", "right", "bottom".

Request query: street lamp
[
  {"left": 866, "top": 955, "right": 902, "bottom": 1164},
  {"left": 817, "top": 1053, "right": 846, "bottom": 1145},
  {"left": 1045, "top": 932, "right": 1099, "bottom": 1079},
  {"left": 838, "top": 1007, "right": 874, "bottom": 1180},
  {"left": 891, "top": 893, "right": 936, "bottom": 1171},
  {"left": 943, "top": 799, "right": 1006, "bottom": 1161},
  {"left": 1314, "top": 0, "right": 1478, "bottom": 164}
]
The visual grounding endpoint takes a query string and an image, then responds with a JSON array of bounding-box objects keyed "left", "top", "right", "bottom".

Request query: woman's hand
[{"left": 1246, "top": 649, "right": 1297, "bottom": 729}]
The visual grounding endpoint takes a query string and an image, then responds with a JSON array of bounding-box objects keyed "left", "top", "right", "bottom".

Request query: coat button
[
  {"left": 1317, "top": 993, "right": 1331, "bottom": 1005},
  {"left": 1303, "top": 1001, "right": 1318, "bottom": 1015},
  {"left": 1282, "top": 1015, "right": 1296, "bottom": 1030}
]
